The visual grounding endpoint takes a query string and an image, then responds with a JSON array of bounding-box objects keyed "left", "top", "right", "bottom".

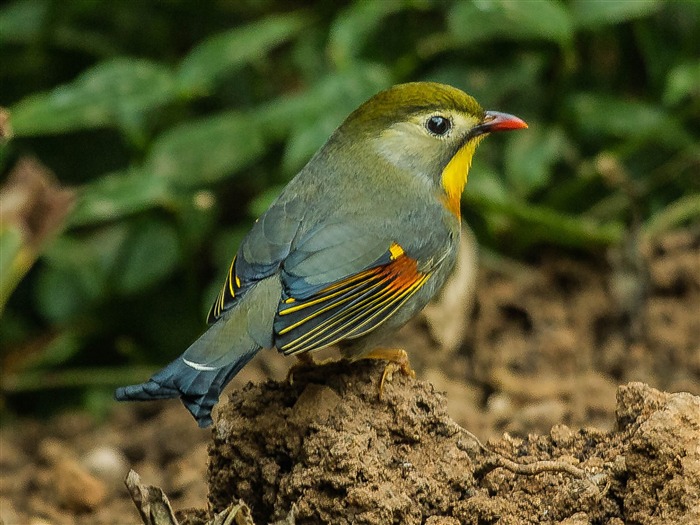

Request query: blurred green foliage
[{"left": 1, "top": 0, "right": 698, "bottom": 418}]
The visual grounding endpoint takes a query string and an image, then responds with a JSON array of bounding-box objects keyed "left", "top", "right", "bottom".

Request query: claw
[
  {"left": 286, "top": 353, "right": 337, "bottom": 385},
  {"left": 360, "top": 348, "right": 415, "bottom": 397},
  {"left": 286, "top": 354, "right": 315, "bottom": 385}
]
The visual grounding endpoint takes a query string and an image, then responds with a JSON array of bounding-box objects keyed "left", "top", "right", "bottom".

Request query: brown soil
[
  {"left": 204, "top": 365, "right": 699, "bottom": 525},
  {"left": 1, "top": 228, "right": 698, "bottom": 524}
]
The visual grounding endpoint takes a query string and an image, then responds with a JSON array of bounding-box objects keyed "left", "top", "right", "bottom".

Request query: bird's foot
[{"left": 360, "top": 348, "right": 416, "bottom": 397}]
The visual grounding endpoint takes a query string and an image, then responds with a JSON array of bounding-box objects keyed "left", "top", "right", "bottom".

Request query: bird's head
[{"left": 337, "top": 82, "right": 528, "bottom": 217}]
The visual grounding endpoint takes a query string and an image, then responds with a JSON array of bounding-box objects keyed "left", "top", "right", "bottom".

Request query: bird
[{"left": 115, "top": 82, "right": 527, "bottom": 427}]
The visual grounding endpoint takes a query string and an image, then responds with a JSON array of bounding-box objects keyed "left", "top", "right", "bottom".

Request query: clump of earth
[
  {"left": 200, "top": 363, "right": 699, "bottom": 524},
  {"left": 1, "top": 228, "right": 698, "bottom": 524}
]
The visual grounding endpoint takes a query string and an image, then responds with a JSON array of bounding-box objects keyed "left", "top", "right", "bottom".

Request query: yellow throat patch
[{"left": 440, "top": 137, "right": 483, "bottom": 218}]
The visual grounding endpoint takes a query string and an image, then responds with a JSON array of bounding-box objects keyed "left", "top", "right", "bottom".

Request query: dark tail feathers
[
  {"left": 114, "top": 348, "right": 258, "bottom": 427},
  {"left": 115, "top": 276, "right": 280, "bottom": 427}
]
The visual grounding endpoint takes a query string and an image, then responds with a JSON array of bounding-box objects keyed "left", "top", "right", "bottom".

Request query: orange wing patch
[{"left": 274, "top": 243, "right": 430, "bottom": 355}]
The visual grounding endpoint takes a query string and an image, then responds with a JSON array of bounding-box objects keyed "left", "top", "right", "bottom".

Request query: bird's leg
[
  {"left": 286, "top": 352, "right": 337, "bottom": 385},
  {"left": 360, "top": 348, "right": 416, "bottom": 397},
  {"left": 286, "top": 353, "right": 315, "bottom": 385}
]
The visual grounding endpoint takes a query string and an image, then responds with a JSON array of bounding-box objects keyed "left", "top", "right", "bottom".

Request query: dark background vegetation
[{"left": 1, "top": 0, "right": 698, "bottom": 421}]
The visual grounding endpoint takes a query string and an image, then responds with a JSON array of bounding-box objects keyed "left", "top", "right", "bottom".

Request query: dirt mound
[
  {"left": 203, "top": 362, "right": 700, "bottom": 524},
  {"left": 397, "top": 228, "right": 700, "bottom": 439},
  {"left": 2, "top": 229, "right": 698, "bottom": 524}
]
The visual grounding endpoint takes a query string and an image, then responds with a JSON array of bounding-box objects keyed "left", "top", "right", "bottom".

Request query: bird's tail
[
  {"left": 114, "top": 319, "right": 260, "bottom": 427},
  {"left": 115, "top": 278, "right": 281, "bottom": 427},
  {"left": 114, "top": 338, "right": 260, "bottom": 428}
]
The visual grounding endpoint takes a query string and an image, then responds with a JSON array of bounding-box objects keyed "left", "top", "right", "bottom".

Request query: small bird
[{"left": 115, "top": 82, "right": 527, "bottom": 427}]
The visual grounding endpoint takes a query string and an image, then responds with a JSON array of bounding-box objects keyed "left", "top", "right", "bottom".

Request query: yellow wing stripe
[
  {"left": 279, "top": 243, "right": 407, "bottom": 320},
  {"left": 302, "top": 273, "right": 429, "bottom": 351},
  {"left": 208, "top": 255, "right": 240, "bottom": 322},
  {"left": 277, "top": 274, "right": 389, "bottom": 335},
  {"left": 280, "top": 287, "right": 391, "bottom": 353},
  {"left": 277, "top": 248, "right": 428, "bottom": 354},
  {"left": 218, "top": 289, "right": 225, "bottom": 313},
  {"left": 346, "top": 274, "right": 429, "bottom": 339},
  {"left": 280, "top": 287, "right": 390, "bottom": 351},
  {"left": 305, "top": 267, "right": 381, "bottom": 296},
  {"left": 227, "top": 258, "right": 236, "bottom": 298},
  {"left": 280, "top": 272, "right": 430, "bottom": 354},
  {"left": 278, "top": 268, "right": 382, "bottom": 316}
]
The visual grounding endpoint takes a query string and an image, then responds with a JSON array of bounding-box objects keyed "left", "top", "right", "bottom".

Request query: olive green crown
[{"left": 343, "top": 82, "right": 485, "bottom": 133}]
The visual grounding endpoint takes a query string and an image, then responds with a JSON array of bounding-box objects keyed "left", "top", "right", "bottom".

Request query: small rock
[
  {"left": 615, "top": 382, "right": 669, "bottom": 429},
  {"left": 486, "top": 392, "right": 513, "bottom": 422},
  {"left": 37, "top": 437, "right": 69, "bottom": 464},
  {"left": 54, "top": 456, "right": 107, "bottom": 512},
  {"left": 0, "top": 434, "right": 27, "bottom": 470},
  {"left": 550, "top": 424, "right": 574, "bottom": 447},
  {"left": 290, "top": 383, "right": 341, "bottom": 426},
  {"left": 623, "top": 386, "right": 700, "bottom": 524},
  {"left": 0, "top": 497, "right": 20, "bottom": 525},
  {"left": 82, "top": 445, "right": 129, "bottom": 484}
]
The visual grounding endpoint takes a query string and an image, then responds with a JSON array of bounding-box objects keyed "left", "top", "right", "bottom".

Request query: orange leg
[
  {"left": 286, "top": 353, "right": 314, "bottom": 385},
  {"left": 360, "top": 348, "right": 416, "bottom": 396},
  {"left": 286, "top": 352, "right": 336, "bottom": 385}
]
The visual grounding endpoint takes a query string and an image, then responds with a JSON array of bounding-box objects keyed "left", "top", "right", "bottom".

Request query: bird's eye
[{"left": 426, "top": 115, "right": 451, "bottom": 136}]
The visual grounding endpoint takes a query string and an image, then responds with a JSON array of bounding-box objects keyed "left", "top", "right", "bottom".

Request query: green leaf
[
  {"left": 328, "top": 0, "right": 427, "bottom": 68},
  {"left": 35, "top": 264, "right": 97, "bottom": 323},
  {"left": 464, "top": 191, "right": 623, "bottom": 249},
  {"left": 464, "top": 155, "right": 623, "bottom": 249},
  {"left": 1, "top": 366, "right": 159, "bottom": 392},
  {"left": 146, "top": 111, "right": 266, "bottom": 188},
  {"left": 258, "top": 63, "right": 392, "bottom": 143},
  {"left": 21, "top": 331, "right": 82, "bottom": 370},
  {"left": 664, "top": 61, "right": 700, "bottom": 105},
  {"left": 256, "top": 63, "right": 392, "bottom": 173},
  {"left": 112, "top": 220, "right": 180, "bottom": 294},
  {"left": 11, "top": 58, "right": 177, "bottom": 136},
  {"left": 68, "top": 168, "right": 171, "bottom": 227},
  {"left": 0, "top": 226, "right": 24, "bottom": 312},
  {"left": 643, "top": 194, "right": 700, "bottom": 241},
  {"left": 37, "top": 230, "right": 127, "bottom": 322},
  {"left": 448, "top": 0, "right": 573, "bottom": 47},
  {"left": 570, "top": 0, "right": 662, "bottom": 29},
  {"left": 0, "top": 142, "right": 12, "bottom": 174},
  {"left": 426, "top": 52, "right": 550, "bottom": 108},
  {"left": 177, "top": 13, "right": 309, "bottom": 93},
  {"left": 0, "top": 0, "right": 49, "bottom": 44},
  {"left": 568, "top": 93, "right": 692, "bottom": 146},
  {"left": 465, "top": 158, "right": 510, "bottom": 205},
  {"left": 282, "top": 110, "right": 348, "bottom": 174},
  {"left": 174, "top": 190, "right": 219, "bottom": 249},
  {"left": 504, "top": 125, "right": 571, "bottom": 198},
  {"left": 212, "top": 227, "right": 249, "bottom": 274},
  {"left": 212, "top": 227, "right": 248, "bottom": 267}
]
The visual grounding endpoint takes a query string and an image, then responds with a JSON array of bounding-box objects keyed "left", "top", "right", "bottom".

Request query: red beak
[{"left": 481, "top": 110, "right": 528, "bottom": 132}]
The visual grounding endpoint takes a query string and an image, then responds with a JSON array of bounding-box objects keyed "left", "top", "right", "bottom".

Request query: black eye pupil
[{"left": 427, "top": 116, "right": 450, "bottom": 135}]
